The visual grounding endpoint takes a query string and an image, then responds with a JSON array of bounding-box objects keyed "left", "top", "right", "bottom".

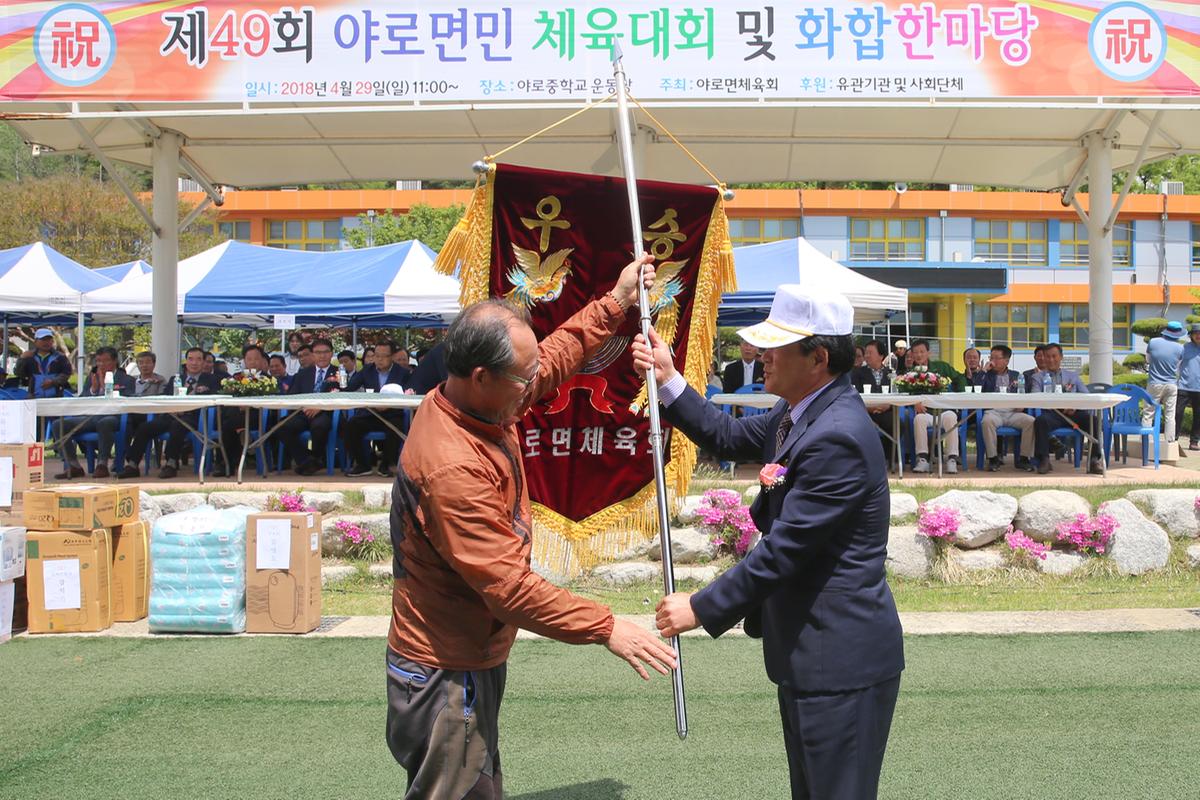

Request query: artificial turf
[{"left": 1, "top": 632, "right": 1198, "bottom": 799}]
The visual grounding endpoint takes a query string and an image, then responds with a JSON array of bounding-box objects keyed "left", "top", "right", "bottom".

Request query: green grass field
[{"left": 2, "top": 632, "right": 1198, "bottom": 799}]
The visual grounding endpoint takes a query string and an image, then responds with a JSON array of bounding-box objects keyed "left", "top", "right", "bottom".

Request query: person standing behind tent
[
  {"left": 1176, "top": 324, "right": 1200, "bottom": 451},
  {"left": 1146, "top": 321, "right": 1186, "bottom": 443},
  {"left": 14, "top": 328, "right": 72, "bottom": 398}
]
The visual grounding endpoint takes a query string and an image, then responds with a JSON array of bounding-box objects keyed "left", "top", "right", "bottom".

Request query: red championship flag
[{"left": 434, "top": 163, "right": 735, "bottom": 574}]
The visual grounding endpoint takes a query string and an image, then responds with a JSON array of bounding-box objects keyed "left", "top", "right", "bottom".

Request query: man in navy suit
[
  {"left": 342, "top": 339, "right": 411, "bottom": 477},
  {"left": 639, "top": 285, "right": 903, "bottom": 800},
  {"left": 979, "top": 344, "right": 1035, "bottom": 472},
  {"left": 279, "top": 337, "right": 340, "bottom": 475},
  {"left": 721, "top": 339, "right": 765, "bottom": 393}
]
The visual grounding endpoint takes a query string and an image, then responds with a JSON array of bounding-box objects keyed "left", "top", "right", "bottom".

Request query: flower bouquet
[
  {"left": 220, "top": 372, "right": 279, "bottom": 397},
  {"left": 695, "top": 489, "right": 759, "bottom": 560},
  {"left": 893, "top": 366, "right": 952, "bottom": 395}
]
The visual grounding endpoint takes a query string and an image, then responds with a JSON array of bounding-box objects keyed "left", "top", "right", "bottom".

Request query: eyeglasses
[{"left": 497, "top": 361, "right": 539, "bottom": 389}]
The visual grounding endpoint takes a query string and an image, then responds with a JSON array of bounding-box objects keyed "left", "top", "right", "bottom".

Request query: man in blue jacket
[{"left": 637, "top": 284, "right": 903, "bottom": 800}]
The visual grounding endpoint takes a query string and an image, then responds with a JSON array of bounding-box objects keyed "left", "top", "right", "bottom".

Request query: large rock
[
  {"left": 613, "top": 537, "right": 655, "bottom": 562},
  {"left": 886, "top": 525, "right": 935, "bottom": 578},
  {"left": 955, "top": 549, "right": 1005, "bottom": 571},
  {"left": 152, "top": 492, "right": 207, "bottom": 515},
  {"left": 890, "top": 493, "right": 918, "bottom": 521},
  {"left": 1187, "top": 544, "right": 1200, "bottom": 570},
  {"left": 302, "top": 491, "right": 346, "bottom": 514},
  {"left": 591, "top": 562, "right": 659, "bottom": 585},
  {"left": 368, "top": 563, "right": 392, "bottom": 578},
  {"left": 647, "top": 527, "right": 716, "bottom": 564},
  {"left": 359, "top": 485, "right": 391, "bottom": 510},
  {"left": 321, "top": 513, "right": 390, "bottom": 557},
  {"left": 321, "top": 565, "right": 357, "bottom": 586},
  {"left": 139, "top": 491, "right": 161, "bottom": 526},
  {"left": 676, "top": 565, "right": 719, "bottom": 583},
  {"left": 208, "top": 491, "right": 272, "bottom": 510},
  {"left": 1014, "top": 490, "right": 1092, "bottom": 543},
  {"left": 924, "top": 491, "right": 1017, "bottom": 549},
  {"left": 1038, "top": 550, "right": 1087, "bottom": 575},
  {"left": 675, "top": 495, "right": 706, "bottom": 525},
  {"left": 1126, "top": 489, "right": 1200, "bottom": 539},
  {"left": 1103, "top": 500, "right": 1170, "bottom": 575}
]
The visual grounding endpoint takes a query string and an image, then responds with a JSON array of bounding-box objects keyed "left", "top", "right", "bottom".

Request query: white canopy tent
[{"left": 723, "top": 237, "right": 908, "bottom": 328}]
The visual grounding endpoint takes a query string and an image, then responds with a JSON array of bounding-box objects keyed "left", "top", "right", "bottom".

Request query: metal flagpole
[{"left": 611, "top": 47, "right": 688, "bottom": 740}]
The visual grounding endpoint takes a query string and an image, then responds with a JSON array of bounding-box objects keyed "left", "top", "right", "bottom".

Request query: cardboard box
[
  {"left": 24, "top": 528, "right": 112, "bottom": 634},
  {"left": 111, "top": 521, "right": 149, "bottom": 622},
  {"left": 0, "top": 443, "right": 44, "bottom": 505},
  {"left": 245, "top": 512, "right": 322, "bottom": 634},
  {"left": 0, "top": 400, "right": 36, "bottom": 444},
  {"left": 0, "top": 580, "right": 13, "bottom": 643},
  {"left": 2, "top": 498, "right": 23, "bottom": 526},
  {"left": 0, "top": 526, "right": 26, "bottom": 580},
  {"left": 24, "top": 485, "right": 138, "bottom": 531}
]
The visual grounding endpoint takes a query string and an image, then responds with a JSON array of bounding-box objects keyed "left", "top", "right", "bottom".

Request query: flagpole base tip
[
  {"left": 471, "top": 160, "right": 490, "bottom": 174},
  {"left": 721, "top": 188, "right": 736, "bottom": 201}
]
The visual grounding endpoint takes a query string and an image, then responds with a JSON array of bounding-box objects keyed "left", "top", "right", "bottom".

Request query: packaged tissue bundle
[{"left": 149, "top": 505, "right": 254, "bottom": 634}]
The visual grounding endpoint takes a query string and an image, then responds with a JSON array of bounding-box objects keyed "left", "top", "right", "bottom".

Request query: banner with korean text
[
  {"left": 434, "top": 163, "right": 734, "bottom": 574},
  {"left": 2, "top": 1, "right": 1197, "bottom": 102}
]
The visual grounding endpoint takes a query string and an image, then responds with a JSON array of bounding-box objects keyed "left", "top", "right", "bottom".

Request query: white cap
[{"left": 737, "top": 284, "right": 854, "bottom": 349}]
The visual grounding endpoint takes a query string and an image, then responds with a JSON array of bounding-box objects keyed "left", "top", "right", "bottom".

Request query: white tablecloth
[
  {"left": 711, "top": 391, "right": 922, "bottom": 410},
  {"left": 215, "top": 393, "right": 425, "bottom": 411},
  {"left": 36, "top": 392, "right": 426, "bottom": 417},
  {"left": 925, "top": 391, "right": 1127, "bottom": 412}
]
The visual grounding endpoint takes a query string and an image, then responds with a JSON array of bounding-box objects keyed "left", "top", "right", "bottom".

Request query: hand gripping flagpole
[{"left": 611, "top": 46, "right": 688, "bottom": 741}]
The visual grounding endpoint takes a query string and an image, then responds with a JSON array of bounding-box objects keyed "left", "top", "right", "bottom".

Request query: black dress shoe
[
  {"left": 295, "top": 461, "right": 320, "bottom": 476},
  {"left": 158, "top": 464, "right": 178, "bottom": 479},
  {"left": 116, "top": 464, "right": 141, "bottom": 479},
  {"left": 1088, "top": 459, "right": 1105, "bottom": 475},
  {"left": 54, "top": 465, "right": 85, "bottom": 480},
  {"left": 1036, "top": 460, "right": 1052, "bottom": 475},
  {"left": 986, "top": 457, "right": 1001, "bottom": 472}
]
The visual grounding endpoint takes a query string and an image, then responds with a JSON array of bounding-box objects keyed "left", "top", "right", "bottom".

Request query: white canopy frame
[{"left": 4, "top": 97, "right": 1199, "bottom": 376}]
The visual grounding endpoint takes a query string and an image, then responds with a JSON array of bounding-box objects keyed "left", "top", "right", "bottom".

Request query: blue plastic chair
[
  {"left": 276, "top": 407, "right": 341, "bottom": 475},
  {"left": 1030, "top": 407, "right": 1085, "bottom": 469},
  {"left": 68, "top": 415, "right": 128, "bottom": 474},
  {"left": 732, "top": 382, "right": 769, "bottom": 417},
  {"left": 0, "top": 388, "right": 29, "bottom": 399},
  {"left": 974, "top": 409, "right": 1025, "bottom": 470},
  {"left": 1104, "top": 384, "right": 1160, "bottom": 468},
  {"left": 141, "top": 408, "right": 219, "bottom": 475},
  {"left": 349, "top": 409, "right": 410, "bottom": 475}
]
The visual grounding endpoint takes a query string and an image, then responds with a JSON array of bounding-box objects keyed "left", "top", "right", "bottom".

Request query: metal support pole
[
  {"left": 75, "top": 309, "right": 85, "bottom": 389},
  {"left": 1086, "top": 132, "right": 1114, "bottom": 385},
  {"left": 152, "top": 132, "right": 182, "bottom": 375},
  {"left": 613, "top": 49, "right": 688, "bottom": 741}
]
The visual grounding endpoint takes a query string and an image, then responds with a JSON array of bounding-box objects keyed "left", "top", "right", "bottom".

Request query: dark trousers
[
  {"left": 278, "top": 410, "right": 332, "bottom": 468},
  {"left": 778, "top": 675, "right": 900, "bottom": 800},
  {"left": 342, "top": 412, "right": 403, "bottom": 471},
  {"left": 1034, "top": 409, "right": 1093, "bottom": 462},
  {"left": 220, "top": 407, "right": 256, "bottom": 471},
  {"left": 54, "top": 415, "right": 120, "bottom": 464},
  {"left": 867, "top": 409, "right": 895, "bottom": 463},
  {"left": 386, "top": 649, "right": 505, "bottom": 799},
  {"left": 126, "top": 412, "right": 197, "bottom": 466},
  {"left": 1176, "top": 390, "right": 1200, "bottom": 443}
]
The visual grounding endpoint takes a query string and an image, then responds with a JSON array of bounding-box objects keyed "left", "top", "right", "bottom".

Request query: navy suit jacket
[
  {"left": 347, "top": 363, "right": 409, "bottom": 393},
  {"left": 288, "top": 364, "right": 341, "bottom": 395},
  {"left": 981, "top": 369, "right": 1022, "bottom": 393},
  {"left": 664, "top": 373, "right": 904, "bottom": 692}
]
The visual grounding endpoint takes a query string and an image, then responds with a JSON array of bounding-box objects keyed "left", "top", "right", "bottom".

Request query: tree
[
  {"left": 343, "top": 203, "right": 466, "bottom": 250},
  {"left": 0, "top": 175, "right": 220, "bottom": 265}
]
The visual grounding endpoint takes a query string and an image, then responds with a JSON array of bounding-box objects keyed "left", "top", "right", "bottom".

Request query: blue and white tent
[
  {"left": 0, "top": 242, "right": 113, "bottom": 317},
  {"left": 84, "top": 240, "right": 458, "bottom": 327},
  {"left": 721, "top": 237, "right": 908, "bottom": 327},
  {"left": 96, "top": 260, "right": 152, "bottom": 283}
]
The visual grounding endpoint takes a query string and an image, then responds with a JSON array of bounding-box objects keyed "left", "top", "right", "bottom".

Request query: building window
[
  {"left": 1192, "top": 222, "right": 1200, "bottom": 267},
  {"left": 1059, "top": 303, "right": 1130, "bottom": 349},
  {"left": 973, "top": 220, "right": 1047, "bottom": 265},
  {"left": 266, "top": 219, "right": 343, "bottom": 251},
  {"left": 973, "top": 303, "right": 1047, "bottom": 349},
  {"left": 1060, "top": 220, "right": 1131, "bottom": 266},
  {"left": 728, "top": 217, "right": 801, "bottom": 245},
  {"left": 216, "top": 220, "right": 251, "bottom": 242},
  {"left": 848, "top": 218, "right": 925, "bottom": 261}
]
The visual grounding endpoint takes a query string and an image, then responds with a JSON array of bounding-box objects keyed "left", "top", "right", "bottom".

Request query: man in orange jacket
[{"left": 386, "top": 254, "right": 675, "bottom": 798}]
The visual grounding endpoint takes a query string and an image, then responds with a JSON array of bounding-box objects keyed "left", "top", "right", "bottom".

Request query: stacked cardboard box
[
  {"left": 0, "top": 401, "right": 40, "bottom": 640},
  {"left": 0, "top": 526, "right": 26, "bottom": 643},
  {"left": 19, "top": 485, "right": 142, "bottom": 634},
  {"left": 245, "top": 513, "right": 322, "bottom": 634}
]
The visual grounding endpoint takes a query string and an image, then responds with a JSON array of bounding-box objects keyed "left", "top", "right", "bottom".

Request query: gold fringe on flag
[{"left": 432, "top": 164, "right": 496, "bottom": 309}]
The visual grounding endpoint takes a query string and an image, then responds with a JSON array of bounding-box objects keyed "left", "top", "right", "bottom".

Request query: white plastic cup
[
  {"left": 866, "top": 385, "right": 876, "bottom": 394},
  {"left": 880, "top": 386, "right": 890, "bottom": 394}
]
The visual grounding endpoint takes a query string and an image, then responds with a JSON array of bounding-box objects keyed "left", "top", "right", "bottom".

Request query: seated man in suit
[
  {"left": 722, "top": 339, "right": 765, "bottom": 393},
  {"left": 118, "top": 347, "right": 222, "bottom": 480},
  {"left": 278, "top": 337, "right": 340, "bottom": 475},
  {"left": 644, "top": 284, "right": 903, "bottom": 800},
  {"left": 214, "top": 344, "right": 274, "bottom": 478},
  {"left": 1029, "top": 342, "right": 1102, "bottom": 475},
  {"left": 342, "top": 339, "right": 410, "bottom": 477},
  {"left": 337, "top": 349, "right": 359, "bottom": 386},
  {"left": 53, "top": 347, "right": 136, "bottom": 479},
  {"left": 406, "top": 341, "right": 446, "bottom": 395},
  {"left": 850, "top": 339, "right": 895, "bottom": 464},
  {"left": 268, "top": 354, "right": 292, "bottom": 393},
  {"left": 980, "top": 344, "right": 1035, "bottom": 472}
]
